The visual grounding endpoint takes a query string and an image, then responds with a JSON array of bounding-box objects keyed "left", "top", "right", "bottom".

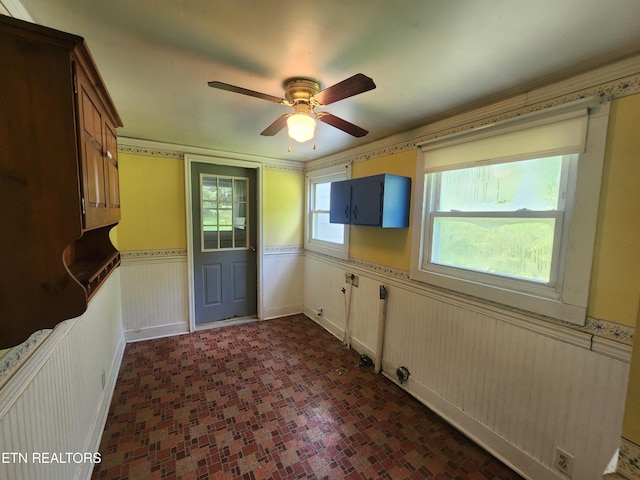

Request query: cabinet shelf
[{"left": 67, "top": 252, "right": 121, "bottom": 299}]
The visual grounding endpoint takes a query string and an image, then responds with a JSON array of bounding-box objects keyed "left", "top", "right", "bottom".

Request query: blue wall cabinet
[{"left": 329, "top": 174, "right": 411, "bottom": 228}]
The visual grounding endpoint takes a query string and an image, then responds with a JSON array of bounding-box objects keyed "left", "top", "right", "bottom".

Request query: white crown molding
[{"left": 118, "top": 137, "right": 304, "bottom": 173}]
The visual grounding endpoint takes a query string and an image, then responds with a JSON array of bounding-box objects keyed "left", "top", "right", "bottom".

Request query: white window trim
[
  {"left": 410, "top": 101, "right": 611, "bottom": 325},
  {"left": 305, "top": 164, "right": 351, "bottom": 260}
]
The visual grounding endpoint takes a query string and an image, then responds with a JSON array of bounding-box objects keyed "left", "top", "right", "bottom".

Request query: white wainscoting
[
  {"left": 120, "top": 251, "right": 190, "bottom": 342},
  {"left": 0, "top": 270, "right": 125, "bottom": 480},
  {"left": 303, "top": 252, "right": 631, "bottom": 480},
  {"left": 262, "top": 247, "right": 304, "bottom": 319},
  {"left": 121, "top": 248, "right": 304, "bottom": 340}
]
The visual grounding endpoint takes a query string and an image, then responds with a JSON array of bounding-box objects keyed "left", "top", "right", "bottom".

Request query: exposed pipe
[
  {"left": 342, "top": 280, "right": 354, "bottom": 348},
  {"left": 375, "top": 285, "right": 388, "bottom": 373}
]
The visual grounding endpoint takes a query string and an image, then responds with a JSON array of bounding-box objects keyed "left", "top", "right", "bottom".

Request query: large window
[
  {"left": 411, "top": 103, "right": 610, "bottom": 325},
  {"left": 427, "top": 155, "right": 570, "bottom": 287},
  {"left": 305, "top": 165, "right": 350, "bottom": 259}
]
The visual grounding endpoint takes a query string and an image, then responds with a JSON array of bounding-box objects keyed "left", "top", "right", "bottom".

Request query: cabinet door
[
  {"left": 329, "top": 180, "right": 351, "bottom": 224},
  {"left": 350, "top": 177, "right": 383, "bottom": 226},
  {"left": 77, "top": 71, "right": 108, "bottom": 229},
  {"left": 104, "top": 121, "right": 121, "bottom": 224}
]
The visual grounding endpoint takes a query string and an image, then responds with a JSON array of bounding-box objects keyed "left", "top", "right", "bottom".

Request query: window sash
[
  {"left": 305, "top": 165, "right": 350, "bottom": 260},
  {"left": 425, "top": 209, "right": 564, "bottom": 289}
]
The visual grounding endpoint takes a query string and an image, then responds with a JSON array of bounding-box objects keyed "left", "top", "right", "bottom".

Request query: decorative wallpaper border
[
  {"left": 0, "top": 329, "right": 51, "bottom": 387},
  {"left": 264, "top": 245, "right": 304, "bottom": 255},
  {"left": 581, "top": 316, "right": 634, "bottom": 346},
  {"left": 120, "top": 249, "right": 187, "bottom": 260},
  {"left": 118, "top": 144, "right": 184, "bottom": 159},
  {"left": 618, "top": 437, "right": 640, "bottom": 480}
]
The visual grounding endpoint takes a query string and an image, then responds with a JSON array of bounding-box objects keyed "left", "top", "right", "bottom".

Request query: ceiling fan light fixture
[{"left": 287, "top": 112, "right": 316, "bottom": 143}]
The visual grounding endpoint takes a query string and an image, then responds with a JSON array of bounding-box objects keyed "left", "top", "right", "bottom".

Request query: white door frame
[{"left": 184, "top": 153, "right": 264, "bottom": 332}]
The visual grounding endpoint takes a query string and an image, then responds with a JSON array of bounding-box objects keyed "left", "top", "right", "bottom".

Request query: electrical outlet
[{"left": 554, "top": 447, "right": 574, "bottom": 477}]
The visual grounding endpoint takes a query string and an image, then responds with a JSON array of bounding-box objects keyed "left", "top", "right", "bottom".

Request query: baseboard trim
[
  {"left": 124, "top": 322, "right": 189, "bottom": 343},
  {"left": 263, "top": 305, "right": 304, "bottom": 320}
]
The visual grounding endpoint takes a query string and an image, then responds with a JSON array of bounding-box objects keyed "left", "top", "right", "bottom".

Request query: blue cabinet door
[
  {"left": 329, "top": 180, "right": 351, "bottom": 224},
  {"left": 350, "top": 176, "right": 384, "bottom": 226}
]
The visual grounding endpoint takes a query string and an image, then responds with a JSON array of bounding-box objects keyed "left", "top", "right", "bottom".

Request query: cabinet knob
[{"left": 106, "top": 150, "right": 113, "bottom": 159}]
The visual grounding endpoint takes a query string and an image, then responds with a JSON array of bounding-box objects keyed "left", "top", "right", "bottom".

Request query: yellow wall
[
  {"left": 349, "top": 150, "right": 417, "bottom": 270},
  {"left": 624, "top": 309, "right": 640, "bottom": 442},
  {"left": 263, "top": 169, "right": 304, "bottom": 247},
  {"left": 113, "top": 153, "right": 186, "bottom": 251},
  {"left": 114, "top": 155, "right": 303, "bottom": 251},
  {"left": 589, "top": 94, "right": 640, "bottom": 327},
  {"left": 592, "top": 94, "right": 640, "bottom": 444}
]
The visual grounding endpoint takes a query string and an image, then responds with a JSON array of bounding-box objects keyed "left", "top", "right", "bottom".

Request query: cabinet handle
[
  {"left": 353, "top": 205, "right": 358, "bottom": 219},
  {"left": 344, "top": 205, "right": 349, "bottom": 219},
  {"left": 106, "top": 150, "right": 113, "bottom": 159}
]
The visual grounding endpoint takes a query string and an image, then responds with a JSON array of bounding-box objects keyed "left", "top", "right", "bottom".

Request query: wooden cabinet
[
  {"left": 330, "top": 174, "right": 411, "bottom": 228},
  {"left": 0, "top": 16, "right": 123, "bottom": 349},
  {"left": 76, "top": 64, "right": 122, "bottom": 229}
]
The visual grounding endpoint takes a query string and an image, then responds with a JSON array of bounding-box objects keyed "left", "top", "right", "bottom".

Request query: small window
[
  {"left": 305, "top": 165, "right": 350, "bottom": 259},
  {"left": 310, "top": 181, "right": 344, "bottom": 244}
]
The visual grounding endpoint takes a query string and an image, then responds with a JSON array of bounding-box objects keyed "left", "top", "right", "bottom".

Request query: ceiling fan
[{"left": 207, "top": 73, "right": 376, "bottom": 143}]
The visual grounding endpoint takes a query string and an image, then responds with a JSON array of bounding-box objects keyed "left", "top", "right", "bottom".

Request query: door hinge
[{"left": 81, "top": 197, "right": 86, "bottom": 215}]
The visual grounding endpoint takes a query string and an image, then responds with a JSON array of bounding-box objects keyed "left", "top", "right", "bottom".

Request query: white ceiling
[{"left": 11, "top": 0, "right": 640, "bottom": 162}]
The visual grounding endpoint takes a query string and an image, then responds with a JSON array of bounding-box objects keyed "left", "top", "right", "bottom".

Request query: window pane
[
  {"left": 234, "top": 226, "right": 247, "bottom": 248},
  {"left": 203, "top": 230, "right": 219, "bottom": 250},
  {"left": 313, "top": 212, "right": 344, "bottom": 244},
  {"left": 438, "top": 156, "right": 564, "bottom": 212},
  {"left": 203, "top": 207, "right": 217, "bottom": 224},
  {"left": 202, "top": 176, "right": 218, "bottom": 201},
  {"left": 234, "top": 179, "right": 247, "bottom": 202},
  {"left": 430, "top": 216, "right": 556, "bottom": 282},
  {"left": 315, "top": 182, "right": 331, "bottom": 210}
]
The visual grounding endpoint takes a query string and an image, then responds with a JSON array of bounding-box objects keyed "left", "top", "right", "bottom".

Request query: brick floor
[{"left": 92, "top": 314, "right": 523, "bottom": 480}]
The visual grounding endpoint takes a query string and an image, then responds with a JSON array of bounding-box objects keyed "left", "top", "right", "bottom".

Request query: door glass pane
[
  {"left": 201, "top": 174, "right": 250, "bottom": 251},
  {"left": 234, "top": 179, "right": 247, "bottom": 202}
]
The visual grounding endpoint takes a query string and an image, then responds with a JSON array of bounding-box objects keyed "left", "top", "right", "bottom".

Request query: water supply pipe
[{"left": 375, "top": 285, "right": 388, "bottom": 373}]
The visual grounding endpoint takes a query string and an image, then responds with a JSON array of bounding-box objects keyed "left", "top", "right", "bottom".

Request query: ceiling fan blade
[
  {"left": 208, "top": 80, "right": 285, "bottom": 104},
  {"left": 313, "top": 73, "right": 376, "bottom": 105},
  {"left": 261, "top": 114, "right": 291, "bottom": 136},
  {"left": 317, "top": 113, "right": 368, "bottom": 137}
]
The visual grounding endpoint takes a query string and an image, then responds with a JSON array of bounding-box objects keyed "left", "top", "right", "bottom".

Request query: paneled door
[{"left": 191, "top": 162, "right": 257, "bottom": 325}]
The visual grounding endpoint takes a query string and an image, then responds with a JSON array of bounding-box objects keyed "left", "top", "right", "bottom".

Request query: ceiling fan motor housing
[{"left": 283, "top": 78, "right": 321, "bottom": 106}]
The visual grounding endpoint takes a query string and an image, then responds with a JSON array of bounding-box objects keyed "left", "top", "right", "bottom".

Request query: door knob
[{"left": 249, "top": 246, "right": 256, "bottom": 252}]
